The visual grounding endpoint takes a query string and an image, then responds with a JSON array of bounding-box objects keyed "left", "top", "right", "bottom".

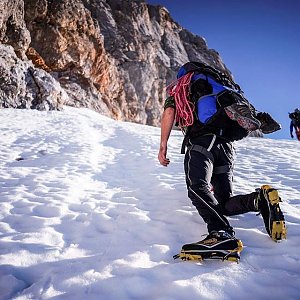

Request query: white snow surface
[{"left": 0, "top": 107, "right": 300, "bottom": 300}]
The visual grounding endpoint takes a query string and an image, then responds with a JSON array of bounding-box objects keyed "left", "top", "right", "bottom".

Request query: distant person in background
[{"left": 289, "top": 108, "right": 300, "bottom": 141}]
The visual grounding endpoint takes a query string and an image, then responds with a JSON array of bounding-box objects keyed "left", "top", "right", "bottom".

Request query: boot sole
[
  {"left": 261, "top": 185, "right": 287, "bottom": 242},
  {"left": 224, "top": 106, "right": 261, "bottom": 131}
]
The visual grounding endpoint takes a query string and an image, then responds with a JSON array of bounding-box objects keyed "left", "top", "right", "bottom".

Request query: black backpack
[
  {"left": 289, "top": 110, "right": 300, "bottom": 126},
  {"left": 167, "top": 62, "right": 259, "bottom": 152}
]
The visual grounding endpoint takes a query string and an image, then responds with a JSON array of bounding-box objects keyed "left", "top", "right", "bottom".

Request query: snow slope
[{"left": 0, "top": 107, "right": 299, "bottom": 300}]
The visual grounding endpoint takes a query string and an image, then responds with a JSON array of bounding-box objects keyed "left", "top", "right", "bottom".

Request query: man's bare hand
[
  {"left": 158, "top": 107, "right": 175, "bottom": 167},
  {"left": 158, "top": 145, "right": 170, "bottom": 166}
]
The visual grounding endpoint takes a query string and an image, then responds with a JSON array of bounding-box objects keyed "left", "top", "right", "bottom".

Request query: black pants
[{"left": 184, "top": 134, "right": 258, "bottom": 234}]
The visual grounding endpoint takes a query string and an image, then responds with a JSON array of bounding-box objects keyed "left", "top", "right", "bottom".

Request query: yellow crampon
[
  {"left": 261, "top": 185, "right": 280, "bottom": 205},
  {"left": 173, "top": 239, "right": 243, "bottom": 263},
  {"left": 271, "top": 220, "right": 287, "bottom": 241},
  {"left": 261, "top": 185, "right": 287, "bottom": 241},
  {"left": 176, "top": 252, "right": 203, "bottom": 262}
]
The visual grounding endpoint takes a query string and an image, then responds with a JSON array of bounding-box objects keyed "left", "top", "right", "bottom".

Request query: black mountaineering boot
[
  {"left": 173, "top": 231, "right": 243, "bottom": 263},
  {"left": 257, "top": 185, "right": 287, "bottom": 241},
  {"left": 256, "top": 112, "right": 281, "bottom": 134}
]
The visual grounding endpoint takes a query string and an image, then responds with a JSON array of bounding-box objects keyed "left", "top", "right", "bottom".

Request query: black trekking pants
[{"left": 184, "top": 134, "right": 258, "bottom": 234}]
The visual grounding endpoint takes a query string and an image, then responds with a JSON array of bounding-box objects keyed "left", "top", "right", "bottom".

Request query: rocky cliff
[{"left": 0, "top": 0, "right": 233, "bottom": 126}]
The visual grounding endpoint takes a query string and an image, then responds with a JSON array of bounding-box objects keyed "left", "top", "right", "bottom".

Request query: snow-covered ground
[{"left": 0, "top": 107, "right": 299, "bottom": 300}]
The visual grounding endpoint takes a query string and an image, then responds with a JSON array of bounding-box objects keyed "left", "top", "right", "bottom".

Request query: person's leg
[
  {"left": 223, "top": 192, "right": 258, "bottom": 215},
  {"left": 211, "top": 170, "right": 258, "bottom": 216},
  {"left": 184, "top": 143, "right": 233, "bottom": 234},
  {"left": 211, "top": 170, "right": 233, "bottom": 204},
  {"left": 210, "top": 141, "right": 259, "bottom": 216}
]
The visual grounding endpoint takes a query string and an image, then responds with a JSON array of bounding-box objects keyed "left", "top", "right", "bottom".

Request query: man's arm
[{"left": 158, "top": 107, "right": 175, "bottom": 166}]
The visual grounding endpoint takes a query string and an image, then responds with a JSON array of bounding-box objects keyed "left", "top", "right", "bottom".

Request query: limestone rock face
[
  {"left": 0, "top": 0, "right": 234, "bottom": 125},
  {"left": 0, "top": 0, "right": 30, "bottom": 58},
  {"left": 0, "top": 44, "right": 67, "bottom": 110}
]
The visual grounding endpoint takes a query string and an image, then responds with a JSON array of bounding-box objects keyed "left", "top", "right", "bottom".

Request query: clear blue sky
[{"left": 147, "top": 0, "right": 300, "bottom": 139}]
